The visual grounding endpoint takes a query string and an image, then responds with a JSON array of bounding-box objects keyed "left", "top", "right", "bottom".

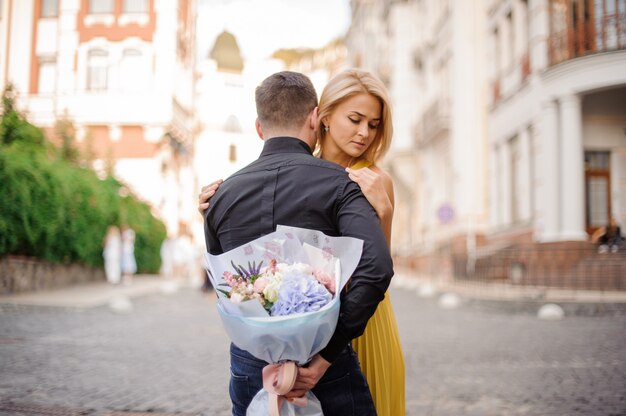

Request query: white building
[
  {"left": 279, "top": 39, "right": 348, "bottom": 97},
  {"left": 347, "top": 0, "right": 626, "bottom": 285},
  {"left": 192, "top": 30, "right": 284, "bottom": 244},
  {"left": 0, "top": 0, "right": 197, "bottom": 235},
  {"left": 488, "top": 0, "right": 626, "bottom": 243},
  {"left": 192, "top": 32, "right": 350, "bottom": 247},
  {"left": 346, "top": 0, "right": 489, "bottom": 257}
]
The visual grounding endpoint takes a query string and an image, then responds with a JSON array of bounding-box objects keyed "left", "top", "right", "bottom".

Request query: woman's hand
[
  {"left": 345, "top": 167, "right": 393, "bottom": 220},
  {"left": 197, "top": 179, "right": 223, "bottom": 215}
]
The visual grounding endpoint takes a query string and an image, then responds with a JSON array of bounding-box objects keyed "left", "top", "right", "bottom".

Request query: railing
[
  {"left": 490, "top": 50, "right": 529, "bottom": 106},
  {"left": 414, "top": 96, "right": 451, "bottom": 147},
  {"left": 400, "top": 244, "right": 626, "bottom": 291},
  {"left": 520, "top": 52, "right": 531, "bottom": 80},
  {"left": 549, "top": 11, "right": 626, "bottom": 66}
]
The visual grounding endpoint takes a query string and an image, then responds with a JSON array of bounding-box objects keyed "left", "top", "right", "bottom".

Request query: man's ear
[
  {"left": 310, "top": 107, "right": 319, "bottom": 132},
  {"left": 255, "top": 118, "right": 264, "bottom": 140}
]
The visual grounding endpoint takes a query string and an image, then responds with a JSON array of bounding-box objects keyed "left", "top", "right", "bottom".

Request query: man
[{"left": 204, "top": 71, "right": 393, "bottom": 416}]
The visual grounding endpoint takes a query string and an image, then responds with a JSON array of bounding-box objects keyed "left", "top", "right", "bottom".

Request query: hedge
[{"left": 0, "top": 89, "right": 166, "bottom": 273}]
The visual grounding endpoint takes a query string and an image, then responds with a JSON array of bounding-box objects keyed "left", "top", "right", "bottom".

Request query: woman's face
[{"left": 323, "top": 93, "right": 382, "bottom": 165}]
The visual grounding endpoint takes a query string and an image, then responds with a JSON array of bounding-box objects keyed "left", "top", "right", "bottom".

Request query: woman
[
  {"left": 120, "top": 225, "right": 137, "bottom": 285},
  {"left": 198, "top": 69, "right": 406, "bottom": 416},
  {"left": 103, "top": 225, "right": 122, "bottom": 285}
]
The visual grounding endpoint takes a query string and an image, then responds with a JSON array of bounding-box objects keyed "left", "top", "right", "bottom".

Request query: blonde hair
[{"left": 316, "top": 69, "right": 393, "bottom": 164}]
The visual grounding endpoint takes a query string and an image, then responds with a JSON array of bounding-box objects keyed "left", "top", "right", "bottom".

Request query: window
[
  {"left": 120, "top": 49, "right": 147, "bottom": 92},
  {"left": 41, "top": 0, "right": 58, "bottom": 17},
  {"left": 510, "top": 136, "right": 522, "bottom": 223},
  {"left": 89, "top": 0, "right": 114, "bottom": 14},
  {"left": 38, "top": 59, "right": 56, "bottom": 94},
  {"left": 585, "top": 151, "right": 612, "bottom": 231},
  {"left": 507, "top": 11, "right": 515, "bottom": 66},
  {"left": 87, "top": 49, "right": 108, "bottom": 91},
  {"left": 123, "top": 0, "right": 148, "bottom": 13},
  {"left": 493, "top": 27, "right": 500, "bottom": 75},
  {"left": 229, "top": 144, "right": 237, "bottom": 163}
]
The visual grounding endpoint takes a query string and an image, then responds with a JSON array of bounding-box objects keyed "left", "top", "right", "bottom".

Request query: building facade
[
  {"left": 347, "top": 0, "right": 626, "bottom": 285},
  {"left": 346, "top": 0, "right": 490, "bottom": 258},
  {"left": 0, "top": 0, "right": 197, "bottom": 235},
  {"left": 191, "top": 30, "right": 283, "bottom": 244},
  {"left": 488, "top": 0, "right": 626, "bottom": 244}
]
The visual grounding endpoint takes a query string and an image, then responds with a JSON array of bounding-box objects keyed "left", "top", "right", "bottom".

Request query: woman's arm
[
  {"left": 197, "top": 179, "right": 223, "bottom": 215},
  {"left": 345, "top": 166, "right": 394, "bottom": 248}
]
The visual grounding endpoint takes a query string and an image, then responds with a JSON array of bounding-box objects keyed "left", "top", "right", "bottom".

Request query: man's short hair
[{"left": 255, "top": 71, "right": 318, "bottom": 132}]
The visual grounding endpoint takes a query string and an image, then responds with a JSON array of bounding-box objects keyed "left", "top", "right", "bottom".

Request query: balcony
[
  {"left": 414, "top": 96, "right": 450, "bottom": 147},
  {"left": 490, "top": 51, "right": 530, "bottom": 106},
  {"left": 549, "top": 9, "right": 626, "bottom": 66}
]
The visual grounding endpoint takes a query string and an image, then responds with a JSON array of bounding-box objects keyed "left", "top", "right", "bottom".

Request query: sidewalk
[
  {"left": 392, "top": 268, "right": 626, "bottom": 303},
  {"left": 1, "top": 269, "right": 625, "bottom": 310},
  {"left": 0, "top": 275, "right": 187, "bottom": 308}
]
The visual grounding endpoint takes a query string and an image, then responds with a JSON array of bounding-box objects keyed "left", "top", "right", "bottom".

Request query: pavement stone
[{"left": 0, "top": 275, "right": 625, "bottom": 416}]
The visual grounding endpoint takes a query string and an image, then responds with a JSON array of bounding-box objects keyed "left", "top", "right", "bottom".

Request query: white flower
[
  {"left": 231, "top": 292, "right": 244, "bottom": 303},
  {"left": 263, "top": 275, "right": 282, "bottom": 303}
]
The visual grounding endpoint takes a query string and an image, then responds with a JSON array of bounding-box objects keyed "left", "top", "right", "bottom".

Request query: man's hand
[
  {"left": 197, "top": 179, "right": 223, "bottom": 215},
  {"left": 284, "top": 354, "right": 331, "bottom": 399}
]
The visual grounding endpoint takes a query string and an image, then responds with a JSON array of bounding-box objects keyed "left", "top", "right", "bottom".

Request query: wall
[{"left": 0, "top": 256, "right": 106, "bottom": 295}]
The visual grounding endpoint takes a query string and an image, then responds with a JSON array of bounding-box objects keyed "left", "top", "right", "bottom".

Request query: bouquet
[
  {"left": 205, "top": 225, "right": 363, "bottom": 416},
  {"left": 218, "top": 259, "right": 336, "bottom": 316}
]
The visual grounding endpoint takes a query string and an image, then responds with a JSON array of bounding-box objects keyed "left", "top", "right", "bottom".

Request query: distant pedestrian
[
  {"left": 173, "top": 228, "right": 194, "bottom": 280},
  {"left": 160, "top": 235, "right": 175, "bottom": 279},
  {"left": 591, "top": 216, "right": 624, "bottom": 254},
  {"left": 103, "top": 225, "right": 122, "bottom": 285},
  {"left": 121, "top": 225, "right": 137, "bottom": 285}
]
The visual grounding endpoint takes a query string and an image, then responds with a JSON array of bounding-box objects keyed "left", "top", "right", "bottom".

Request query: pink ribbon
[{"left": 262, "top": 361, "right": 308, "bottom": 416}]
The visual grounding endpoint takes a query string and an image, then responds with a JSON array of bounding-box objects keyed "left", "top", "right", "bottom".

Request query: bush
[{"left": 0, "top": 86, "right": 166, "bottom": 273}]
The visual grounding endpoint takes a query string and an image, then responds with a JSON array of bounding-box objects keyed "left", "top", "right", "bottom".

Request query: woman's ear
[{"left": 320, "top": 115, "right": 328, "bottom": 131}]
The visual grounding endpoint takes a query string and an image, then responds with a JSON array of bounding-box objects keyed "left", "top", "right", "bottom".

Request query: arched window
[
  {"left": 120, "top": 48, "right": 149, "bottom": 92},
  {"left": 87, "top": 49, "right": 108, "bottom": 91},
  {"left": 38, "top": 58, "right": 56, "bottom": 94}
]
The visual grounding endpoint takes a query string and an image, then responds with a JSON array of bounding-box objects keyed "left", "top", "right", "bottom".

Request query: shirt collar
[{"left": 260, "top": 137, "right": 313, "bottom": 157}]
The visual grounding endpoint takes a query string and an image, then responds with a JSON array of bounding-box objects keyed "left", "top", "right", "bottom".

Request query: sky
[{"left": 197, "top": 0, "right": 352, "bottom": 61}]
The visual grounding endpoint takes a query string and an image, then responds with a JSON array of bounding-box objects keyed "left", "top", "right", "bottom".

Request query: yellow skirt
[{"left": 353, "top": 291, "right": 406, "bottom": 416}]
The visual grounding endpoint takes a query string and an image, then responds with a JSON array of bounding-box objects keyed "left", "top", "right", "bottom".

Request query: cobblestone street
[{"left": 1, "top": 282, "right": 625, "bottom": 416}]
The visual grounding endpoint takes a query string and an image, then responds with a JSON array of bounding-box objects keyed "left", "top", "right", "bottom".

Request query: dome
[{"left": 209, "top": 31, "right": 244, "bottom": 72}]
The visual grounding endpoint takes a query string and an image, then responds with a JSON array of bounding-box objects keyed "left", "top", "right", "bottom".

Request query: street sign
[{"left": 437, "top": 203, "right": 454, "bottom": 224}]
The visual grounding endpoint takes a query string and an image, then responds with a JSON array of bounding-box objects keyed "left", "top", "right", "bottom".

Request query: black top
[{"left": 204, "top": 136, "right": 394, "bottom": 362}]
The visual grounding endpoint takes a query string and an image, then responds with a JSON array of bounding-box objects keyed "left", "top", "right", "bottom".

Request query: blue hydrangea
[{"left": 270, "top": 271, "right": 332, "bottom": 316}]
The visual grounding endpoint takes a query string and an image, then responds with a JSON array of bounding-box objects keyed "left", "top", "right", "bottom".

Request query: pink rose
[
  {"left": 254, "top": 276, "right": 269, "bottom": 293},
  {"left": 313, "top": 270, "right": 335, "bottom": 294}
]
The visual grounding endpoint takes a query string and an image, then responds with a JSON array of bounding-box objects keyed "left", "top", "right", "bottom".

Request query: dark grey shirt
[{"left": 204, "top": 136, "right": 394, "bottom": 362}]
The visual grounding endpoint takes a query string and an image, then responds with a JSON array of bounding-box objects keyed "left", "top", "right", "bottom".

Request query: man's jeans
[{"left": 229, "top": 343, "right": 376, "bottom": 416}]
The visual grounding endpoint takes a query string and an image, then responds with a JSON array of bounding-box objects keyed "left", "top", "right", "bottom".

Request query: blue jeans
[{"left": 229, "top": 343, "right": 376, "bottom": 416}]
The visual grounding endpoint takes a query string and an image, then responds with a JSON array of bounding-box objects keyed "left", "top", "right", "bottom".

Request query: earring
[{"left": 324, "top": 125, "right": 329, "bottom": 132}]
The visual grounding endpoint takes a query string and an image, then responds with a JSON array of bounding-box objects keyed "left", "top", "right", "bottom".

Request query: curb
[
  {"left": 392, "top": 271, "right": 626, "bottom": 317},
  {"left": 0, "top": 275, "right": 192, "bottom": 309}
]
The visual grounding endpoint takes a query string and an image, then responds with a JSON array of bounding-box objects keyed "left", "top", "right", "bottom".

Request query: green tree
[
  {"left": 0, "top": 84, "right": 166, "bottom": 273},
  {"left": 54, "top": 113, "right": 80, "bottom": 164}
]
